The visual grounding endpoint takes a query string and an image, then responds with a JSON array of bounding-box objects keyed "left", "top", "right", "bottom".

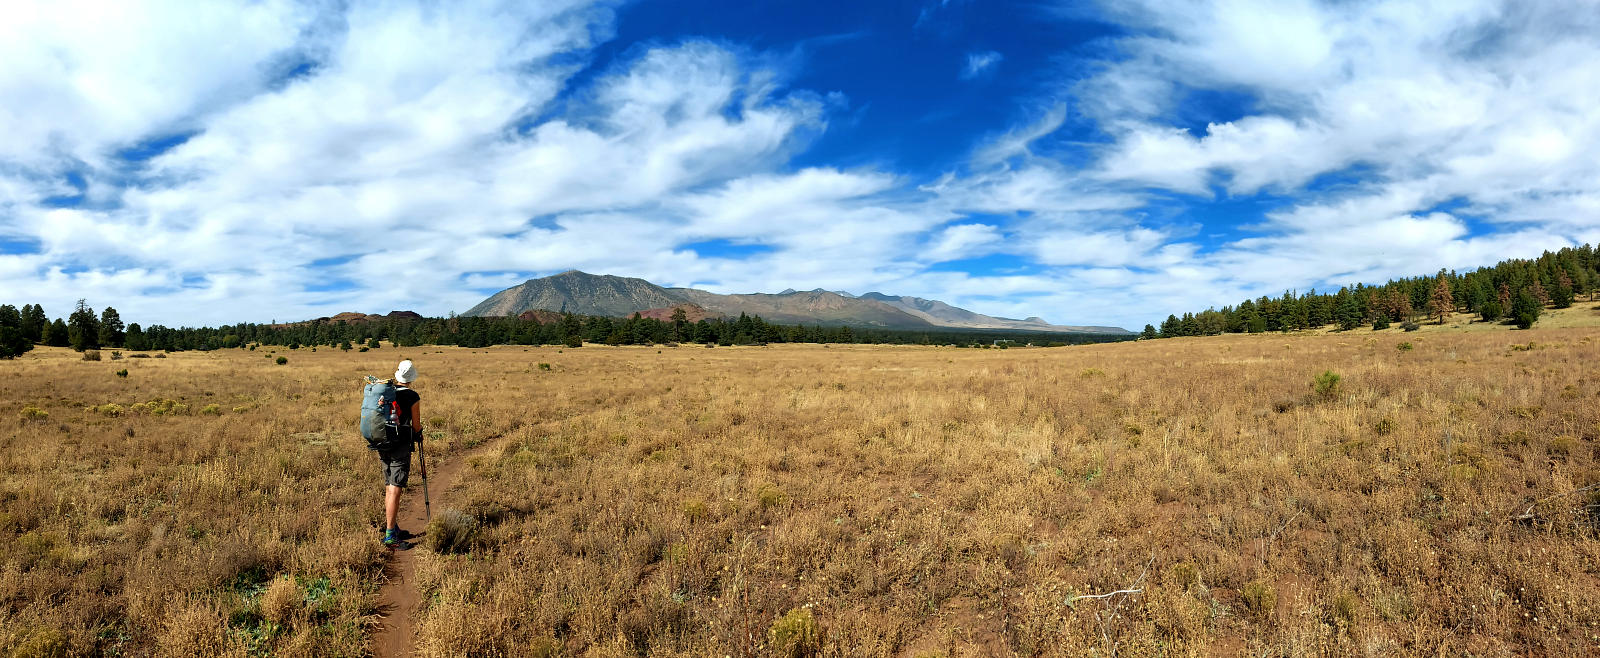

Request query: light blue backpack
[{"left": 359, "top": 375, "right": 401, "bottom": 450}]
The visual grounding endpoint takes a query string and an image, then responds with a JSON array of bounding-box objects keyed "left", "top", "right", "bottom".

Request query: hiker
[{"left": 379, "top": 359, "right": 423, "bottom": 547}]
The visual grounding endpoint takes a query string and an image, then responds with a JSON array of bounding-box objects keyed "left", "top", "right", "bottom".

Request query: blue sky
[{"left": 3, "top": 1, "right": 1599, "bottom": 330}]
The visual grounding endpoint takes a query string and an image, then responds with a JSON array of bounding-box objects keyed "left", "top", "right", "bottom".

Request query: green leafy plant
[
  {"left": 1312, "top": 370, "right": 1341, "bottom": 399},
  {"left": 769, "top": 608, "right": 821, "bottom": 658}
]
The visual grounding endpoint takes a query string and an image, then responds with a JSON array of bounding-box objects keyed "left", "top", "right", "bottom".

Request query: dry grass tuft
[
  {"left": 259, "top": 576, "right": 300, "bottom": 626},
  {"left": 425, "top": 508, "right": 477, "bottom": 554}
]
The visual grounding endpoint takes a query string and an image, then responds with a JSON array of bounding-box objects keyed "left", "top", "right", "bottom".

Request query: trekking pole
[{"left": 418, "top": 436, "right": 431, "bottom": 524}]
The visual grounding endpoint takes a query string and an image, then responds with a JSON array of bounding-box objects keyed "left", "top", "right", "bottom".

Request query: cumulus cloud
[
  {"left": 3, "top": 0, "right": 1600, "bottom": 333},
  {"left": 936, "top": 0, "right": 1600, "bottom": 327}
]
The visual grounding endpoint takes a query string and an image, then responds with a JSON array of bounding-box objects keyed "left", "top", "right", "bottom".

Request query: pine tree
[
  {"left": 21, "top": 304, "right": 46, "bottom": 343},
  {"left": 99, "top": 307, "right": 126, "bottom": 348},
  {"left": 0, "top": 305, "right": 18, "bottom": 330},
  {"left": 125, "top": 323, "right": 148, "bottom": 351},
  {"left": 1554, "top": 270, "right": 1575, "bottom": 308},
  {"left": 1512, "top": 289, "right": 1541, "bottom": 329},
  {"left": 1387, "top": 289, "right": 1413, "bottom": 322},
  {"left": 0, "top": 325, "right": 29, "bottom": 359},
  {"left": 1428, "top": 274, "right": 1454, "bottom": 324},
  {"left": 68, "top": 299, "right": 100, "bottom": 351},
  {"left": 1497, "top": 282, "right": 1512, "bottom": 313},
  {"left": 1529, "top": 278, "right": 1549, "bottom": 307},
  {"left": 46, "top": 318, "right": 69, "bottom": 347},
  {"left": 1336, "top": 294, "right": 1363, "bottom": 330},
  {"left": 1479, "top": 301, "right": 1503, "bottom": 323},
  {"left": 1159, "top": 314, "right": 1180, "bottom": 337}
]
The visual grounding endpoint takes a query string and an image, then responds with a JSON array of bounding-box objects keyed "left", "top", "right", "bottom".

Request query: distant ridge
[
  {"left": 858, "top": 292, "right": 1127, "bottom": 334},
  {"left": 463, "top": 270, "right": 1130, "bottom": 334},
  {"left": 465, "top": 271, "right": 683, "bottom": 318},
  {"left": 274, "top": 310, "right": 421, "bottom": 328}
]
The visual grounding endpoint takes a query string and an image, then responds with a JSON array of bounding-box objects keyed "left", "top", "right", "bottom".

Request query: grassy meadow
[{"left": 5, "top": 311, "right": 1600, "bottom": 656}]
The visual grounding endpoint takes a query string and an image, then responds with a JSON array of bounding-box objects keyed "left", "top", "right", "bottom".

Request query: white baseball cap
[{"left": 395, "top": 360, "right": 417, "bottom": 383}]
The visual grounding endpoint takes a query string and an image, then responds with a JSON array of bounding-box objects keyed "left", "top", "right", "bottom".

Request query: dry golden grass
[
  {"left": 6, "top": 324, "right": 1600, "bottom": 656},
  {"left": 0, "top": 345, "right": 523, "bottom": 656}
]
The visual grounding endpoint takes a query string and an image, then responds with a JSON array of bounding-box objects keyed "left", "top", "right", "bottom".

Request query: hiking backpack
[{"left": 359, "top": 375, "right": 402, "bottom": 450}]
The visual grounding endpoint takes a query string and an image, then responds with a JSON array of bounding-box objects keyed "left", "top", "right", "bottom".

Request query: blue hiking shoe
[{"left": 382, "top": 528, "right": 400, "bottom": 547}]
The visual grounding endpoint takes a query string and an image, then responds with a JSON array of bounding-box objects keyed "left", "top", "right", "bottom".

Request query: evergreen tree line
[
  {"left": 0, "top": 300, "right": 124, "bottom": 358},
  {"left": 0, "top": 301, "right": 1128, "bottom": 356},
  {"left": 1140, "top": 245, "right": 1600, "bottom": 339}
]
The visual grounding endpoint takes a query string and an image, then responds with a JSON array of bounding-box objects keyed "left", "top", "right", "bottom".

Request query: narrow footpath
[{"left": 371, "top": 446, "right": 475, "bottom": 658}]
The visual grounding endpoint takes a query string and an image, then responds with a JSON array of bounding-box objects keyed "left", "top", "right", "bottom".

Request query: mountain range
[{"left": 465, "top": 271, "right": 1129, "bottom": 334}]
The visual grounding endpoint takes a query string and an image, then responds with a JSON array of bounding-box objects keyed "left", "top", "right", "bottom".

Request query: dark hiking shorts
[{"left": 379, "top": 448, "right": 412, "bottom": 488}]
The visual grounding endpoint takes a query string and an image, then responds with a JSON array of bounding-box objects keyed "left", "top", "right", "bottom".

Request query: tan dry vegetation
[
  {"left": 0, "top": 345, "right": 536, "bottom": 656},
  {"left": 5, "top": 328, "right": 1600, "bottom": 656}
]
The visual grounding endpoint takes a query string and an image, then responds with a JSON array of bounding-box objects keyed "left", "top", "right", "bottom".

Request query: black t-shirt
[{"left": 396, "top": 386, "right": 420, "bottom": 440}]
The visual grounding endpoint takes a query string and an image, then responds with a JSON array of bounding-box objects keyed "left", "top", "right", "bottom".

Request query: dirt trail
[{"left": 371, "top": 444, "right": 478, "bottom": 658}]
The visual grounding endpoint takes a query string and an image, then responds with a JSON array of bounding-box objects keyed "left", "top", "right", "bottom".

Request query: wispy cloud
[{"left": 960, "top": 50, "right": 1003, "bottom": 79}]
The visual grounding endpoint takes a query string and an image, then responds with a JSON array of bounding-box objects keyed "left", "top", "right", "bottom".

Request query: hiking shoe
[{"left": 382, "top": 528, "right": 400, "bottom": 547}]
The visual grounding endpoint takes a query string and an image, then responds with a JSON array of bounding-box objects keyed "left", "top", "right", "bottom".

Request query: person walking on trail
[{"left": 380, "top": 359, "right": 424, "bottom": 547}]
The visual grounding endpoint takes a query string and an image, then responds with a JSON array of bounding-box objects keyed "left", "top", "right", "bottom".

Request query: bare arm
[{"left": 410, "top": 401, "right": 422, "bottom": 437}]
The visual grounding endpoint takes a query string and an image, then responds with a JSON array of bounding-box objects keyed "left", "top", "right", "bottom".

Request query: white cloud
[
  {"left": 4, "top": 0, "right": 1600, "bottom": 333},
  {"left": 961, "top": 50, "right": 1002, "bottom": 80},
  {"left": 935, "top": 0, "right": 1600, "bottom": 327},
  {"left": 925, "top": 223, "right": 1003, "bottom": 262}
]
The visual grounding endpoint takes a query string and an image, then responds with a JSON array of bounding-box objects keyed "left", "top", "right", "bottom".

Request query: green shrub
[
  {"left": 10, "top": 626, "right": 69, "bottom": 658},
  {"left": 1372, "top": 317, "right": 1390, "bottom": 330},
  {"left": 537, "top": 362, "right": 552, "bottom": 371},
  {"left": 130, "top": 398, "right": 189, "bottom": 416},
  {"left": 95, "top": 403, "right": 124, "bottom": 417},
  {"left": 1401, "top": 321, "right": 1419, "bottom": 332},
  {"left": 201, "top": 404, "right": 222, "bottom": 415},
  {"left": 757, "top": 485, "right": 786, "bottom": 510},
  {"left": 358, "top": 346, "right": 369, "bottom": 352},
  {"left": 275, "top": 356, "right": 287, "bottom": 365},
  {"left": 367, "top": 338, "right": 381, "bottom": 349},
  {"left": 564, "top": 335, "right": 582, "bottom": 348},
  {"left": 1241, "top": 580, "right": 1276, "bottom": 620},
  {"left": 1312, "top": 370, "right": 1341, "bottom": 399},
  {"left": 1479, "top": 301, "right": 1502, "bottom": 322},
  {"left": 19, "top": 406, "right": 48, "bottom": 420},
  {"left": 1396, "top": 341, "right": 1413, "bottom": 352},
  {"left": 1549, "top": 435, "right": 1579, "bottom": 459},
  {"left": 769, "top": 608, "right": 821, "bottom": 658},
  {"left": 115, "top": 369, "right": 128, "bottom": 378},
  {"left": 1330, "top": 591, "right": 1360, "bottom": 635},
  {"left": 82, "top": 349, "right": 101, "bottom": 361},
  {"left": 682, "top": 499, "right": 708, "bottom": 522}
]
